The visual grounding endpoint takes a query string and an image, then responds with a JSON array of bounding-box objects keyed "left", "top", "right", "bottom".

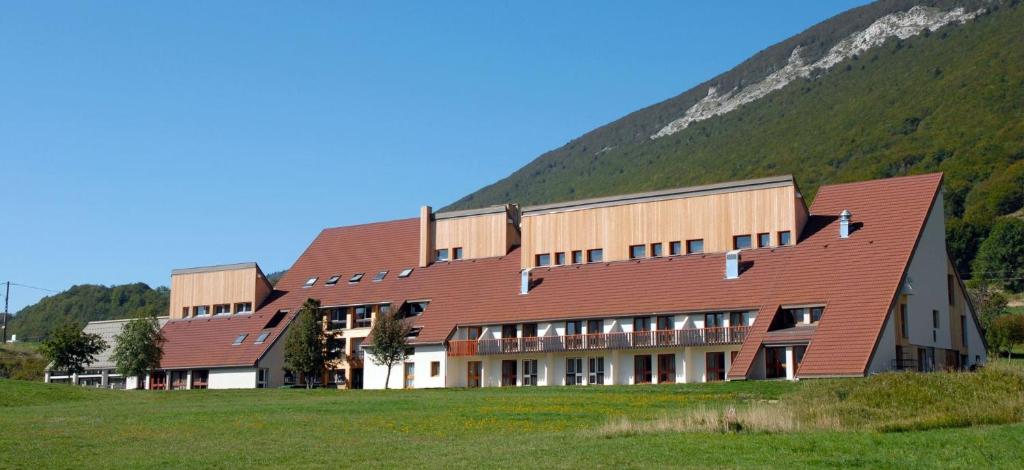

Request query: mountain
[
  {"left": 445, "top": 0, "right": 1024, "bottom": 277},
  {"left": 8, "top": 283, "right": 169, "bottom": 342}
]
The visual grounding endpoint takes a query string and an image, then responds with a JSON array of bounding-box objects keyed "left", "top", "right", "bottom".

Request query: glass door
[
  {"left": 467, "top": 361, "right": 482, "bottom": 387},
  {"left": 565, "top": 357, "right": 583, "bottom": 385}
]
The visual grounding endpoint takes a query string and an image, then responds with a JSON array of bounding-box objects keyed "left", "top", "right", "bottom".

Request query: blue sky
[{"left": 1, "top": 1, "right": 867, "bottom": 313}]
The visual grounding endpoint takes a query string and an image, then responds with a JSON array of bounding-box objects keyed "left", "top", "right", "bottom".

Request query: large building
[{"left": 153, "top": 173, "right": 985, "bottom": 389}]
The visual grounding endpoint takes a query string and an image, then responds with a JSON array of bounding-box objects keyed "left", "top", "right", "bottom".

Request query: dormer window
[
  {"left": 398, "top": 268, "right": 413, "bottom": 278},
  {"left": 349, "top": 273, "right": 364, "bottom": 283},
  {"left": 629, "top": 245, "right": 646, "bottom": 260},
  {"left": 757, "top": 233, "right": 770, "bottom": 248},
  {"left": 214, "top": 304, "right": 231, "bottom": 315},
  {"left": 436, "top": 249, "right": 449, "bottom": 262},
  {"left": 650, "top": 243, "right": 663, "bottom": 257},
  {"left": 234, "top": 302, "right": 253, "bottom": 314},
  {"left": 452, "top": 247, "right": 464, "bottom": 260},
  {"left": 778, "top": 231, "right": 792, "bottom": 246},
  {"left": 733, "top": 235, "right": 752, "bottom": 250},
  {"left": 535, "top": 253, "right": 551, "bottom": 266},
  {"left": 304, "top": 277, "right": 318, "bottom": 288},
  {"left": 686, "top": 239, "right": 703, "bottom": 254},
  {"left": 325, "top": 275, "right": 341, "bottom": 286},
  {"left": 373, "top": 271, "right": 388, "bottom": 282}
]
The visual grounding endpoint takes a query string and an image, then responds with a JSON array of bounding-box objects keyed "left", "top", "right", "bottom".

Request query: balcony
[{"left": 447, "top": 326, "right": 750, "bottom": 357}]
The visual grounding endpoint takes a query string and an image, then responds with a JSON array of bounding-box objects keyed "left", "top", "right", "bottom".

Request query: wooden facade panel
[
  {"left": 169, "top": 267, "right": 265, "bottom": 319},
  {"left": 434, "top": 212, "right": 510, "bottom": 260},
  {"left": 522, "top": 185, "right": 800, "bottom": 268}
]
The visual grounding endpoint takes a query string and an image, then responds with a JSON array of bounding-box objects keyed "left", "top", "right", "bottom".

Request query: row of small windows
[
  {"left": 467, "top": 312, "right": 751, "bottom": 339},
  {"left": 324, "top": 301, "right": 428, "bottom": 330},
  {"left": 304, "top": 268, "right": 414, "bottom": 288},
  {"left": 535, "top": 249, "right": 604, "bottom": 267},
  {"left": 435, "top": 247, "right": 464, "bottom": 262},
  {"left": 733, "top": 231, "right": 792, "bottom": 250},
  {"left": 182, "top": 302, "right": 253, "bottom": 317}
]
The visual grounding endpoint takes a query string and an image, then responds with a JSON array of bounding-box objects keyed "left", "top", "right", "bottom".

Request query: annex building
[{"left": 149, "top": 172, "right": 986, "bottom": 389}]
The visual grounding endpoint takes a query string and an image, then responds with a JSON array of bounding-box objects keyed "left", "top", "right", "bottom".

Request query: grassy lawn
[{"left": 2, "top": 366, "right": 1023, "bottom": 469}]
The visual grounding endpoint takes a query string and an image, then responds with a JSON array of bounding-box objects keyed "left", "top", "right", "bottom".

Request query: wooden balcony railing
[{"left": 447, "top": 326, "right": 750, "bottom": 357}]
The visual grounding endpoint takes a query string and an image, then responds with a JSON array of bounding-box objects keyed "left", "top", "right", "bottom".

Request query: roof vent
[
  {"left": 520, "top": 268, "right": 531, "bottom": 295},
  {"left": 725, "top": 250, "right": 741, "bottom": 280},
  {"left": 839, "top": 209, "right": 852, "bottom": 239}
]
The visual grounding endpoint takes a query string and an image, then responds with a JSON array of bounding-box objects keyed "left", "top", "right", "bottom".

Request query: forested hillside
[
  {"left": 447, "top": 0, "right": 1023, "bottom": 277},
  {"left": 8, "top": 283, "right": 169, "bottom": 341}
]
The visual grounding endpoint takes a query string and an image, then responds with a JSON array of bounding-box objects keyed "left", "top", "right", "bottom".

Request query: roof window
[
  {"left": 304, "top": 277, "right": 318, "bottom": 288},
  {"left": 254, "top": 331, "right": 271, "bottom": 344},
  {"left": 325, "top": 275, "right": 341, "bottom": 286},
  {"left": 398, "top": 268, "right": 413, "bottom": 278},
  {"left": 264, "top": 310, "right": 288, "bottom": 329},
  {"left": 233, "top": 333, "right": 248, "bottom": 345},
  {"left": 349, "top": 273, "right": 364, "bottom": 283},
  {"left": 373, "top": 271, "right": 388, "bottom": 282}
]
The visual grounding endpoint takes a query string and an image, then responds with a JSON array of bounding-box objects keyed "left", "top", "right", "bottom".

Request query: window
[
  {"left": 778, "top": 231, "right": 792, "bottom": 246},
  {"left": 232, "top": 333, "right": 248, "bottom": 345},
  {"left": 758, "top": 233, "right": 771, "bottom": 248},
  {"left": 373, "top": 271, "right": 388, "bottom": 282},
  {"left": 555, "top": 252, "right": 566, "bottom": 265},
  {"left": 404, "top": 362, "right": 415, "bottom": 389},
  {"left": 810, "top": 307, "right": 823, "bottom": 323},
  {"left": 193, "top": 306, "right": 210, "bottom": 316},
  {"left": 587, "top": 319, "right": 603, "bottom": 335},
  {"left": 524, "top": 360, "right": 540, "bottom": 387},
  {"left": 587, "top": 249, "right": 603, "bottom": 263},
  {"left": 705, "top": 313, "right": 724, "bottom": 328},
  {"left": 436, "top": 249, "right": 449, "bottom": 262},
  {"left": 589, "top": 357, "right": 605, "bottom": 385},
  {"left": 502, "top": 324, "right": 518, "bottom": 339},
  {"left": 764, "top": 347, "right": 786, "bottom": 379},
  {"left": 327, "top": 338, "right": 344, "bottom": 359},
  {"left": 522, "top": 323, "right": 538, "bottom": 338},
  {"left": 452, "top": 247, "right": 463, "bottom": 260},
  {"left": 467, "top": 361, "right": 482, "bottom": 388},
  {"left": 235, "top": 302, "right": 253, "bottom": 314},
  {"left": 650, "top": 243, "right": 663, "bottom": 257},
  {"left": 730, "top": 312, "right": 746, "bottom": 327},
  {"left": 657, "top": 354, "right": 676, "bottom": 383},
  {"left": 398, "top": 268, "right": 414, "bottom": 278},
  {"left": 400, "top": 301, "right": 427, "bottom": 318},
  {"left": 355, "top": 306, "right": 372, "bottom": 328},
  {"left": 571, "top": 250, "right": 583, "bottom": 264},
  {"left": 535, "top": 253, "right": 551, "bottom": 266},
  {"left": 431, "top": 361, "right": 440, "bottom": 377},
  {"left": 349, "top": 273, "right": 364, "bottom": 283},
  {"left": 182, "top": 307, "right": 189, "bottom": 317},
  {"left": 706, "top": 352, "right": 725, "bottom": 381},
  {"left": 899, "top": 303, "right": 908, "bottom": 339},
  {"left": 947, "top": 275, "right": 955, "bottom": 306},
  {"left": 329, "top": 308, "right": 347, "bottom": 328},
  {"left": 634, "top": 355, "right": 652, "bottom": 384},
  {"left": 733, "top": 235, "right": 752, "bottom": 250},
  {"left": 192, "top": 370, "right": 209, "bottom": 390},
  {"left": 629, "top": 244, "right": 646, "bottom": 259},
  {"left": 932, "top": 310, "right": 940, "bottom": 329},
  {"left": 304, "top": 277, "right": 318, "bottom": 288},
  {"left": 669, "top": 241, "right": 682, "bottom": 256},
  {"left": 686, "top": 239, "right": 704, "bottom": 254},
  {"left": 465, "top": 326, "right": 482, "bottom": 340},
  {"left": 566, "top": 357, "right": 584, "bottom": 385},
  {"left": 566, "top": 320, "right": 583, "bottom": 336},
  {"left": 501, "top": 360, "right": 517, "bottom": 387},
  {"left": 255, "top": 331, "right": 271, "bottom": 344},
  {"left": 325, "top": 275, "right": 341, "bottom": 286},
  {"left": 633, "top": 317, "right": 651, "bottom": 332},
  {"left": 265, "top": 310, "right": 287, "bottom": 328},
  {"left": 960, "top": 315, "right": 967, "bottom": 346},
  {"left": 214, "top": 304, "right": 231, "bottom": 315},
  {"left": 656, "top": 315, "right": 673, "bottom": 330}
]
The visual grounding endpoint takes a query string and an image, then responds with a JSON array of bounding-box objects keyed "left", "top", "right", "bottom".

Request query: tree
[
  {"left": 969, "top": 283, "right": 1008, "bottom": 331},
  {"left": 40, "top": 323, "right": 107, "bottom": 379},
  {"left": 112, "top": 313, "right": 164, "bottom": 389},
  {"left": 284, "top": 298, "right": 324, "bottom": 389},
  {"left": 987, "top": 314, "right": 1024, "bottom": 359},
  {"left": 972, "top": 218, "right": 1024, "bottom": 293},
  {"left": 367, "top": 309, "right": 412, "bottom": 390}
]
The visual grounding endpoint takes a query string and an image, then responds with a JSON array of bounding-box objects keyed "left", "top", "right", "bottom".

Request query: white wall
[
  {"left": 363, "top": 345, "right": 448, "bottom": 389},
  {"left": 903, "top": 197, "right": 952, "bottom": 350},
  {"left": 208, "top": 368, "right": 258, "bottom": 389}
]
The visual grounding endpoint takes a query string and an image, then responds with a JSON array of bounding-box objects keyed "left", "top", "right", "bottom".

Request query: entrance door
[
  {"left": 706, "top": 352, "right": 725, "bottom": 382},
  {"left": 467, "top": 361, "right": 482, "bottom": 388},
  {"left": 501, "top": 360, "right": 517, "bottom": 386},
  {"left": 404, "top": 362, "right": 415, "bottom": 389},
  {"left": 351, "top": 368, "right": 364, "bottom": 389},
  {"left": 765, "top": 347, "right": 786, "bottom": 379},
  {"left": 566, "top": 357, "right": 583, "bottom": 385},
  {"left": 634, "top": 355, "right": 652, "bottom": 384},
  {"left": 657, "top": 354, "right": 676, "bottom": 383}
]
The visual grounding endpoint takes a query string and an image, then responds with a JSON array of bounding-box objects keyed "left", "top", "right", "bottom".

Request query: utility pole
[{"left": 2, "top": 281, "right": 8, "bottom": 344}]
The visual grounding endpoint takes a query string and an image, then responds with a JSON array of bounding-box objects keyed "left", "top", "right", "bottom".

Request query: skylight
[
  {"left": 398, "top": 268, "right": 413, "bottom": 278},
  {"left": 349, "top": 273, "right": 364, "bottom": 283},
  {"left": 373, "top": 270, "right": 388, "bottom": 282},
  {"left": 233, "top": 333, "right": 248, "bottom": 345},
  {"left": 304, "top": 277, "right": 318, "bottom": 288},
  {"left": 325, "top": 275, "right": 341, "bottom": 286},
  {"left": 254, "top": 331, "right": 271, "bottom": 344}
]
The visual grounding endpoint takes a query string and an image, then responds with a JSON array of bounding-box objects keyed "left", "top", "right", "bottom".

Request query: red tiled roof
[
  {"left": 159, "top": 310, "right": 293, "bottom": 369},
  {"left": 185, "top": 173, "right": 941, "bottom": 378}
]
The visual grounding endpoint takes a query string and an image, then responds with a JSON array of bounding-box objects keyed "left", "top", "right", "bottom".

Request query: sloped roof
[
  {"left": 188, "top": 173, "right": 941, "bottom": 378},
  {"left": 159, "top": 312, "right": 290, "bottom": 369}
]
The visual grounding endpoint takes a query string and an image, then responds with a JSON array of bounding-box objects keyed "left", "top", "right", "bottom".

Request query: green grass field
[{"left": 2, "top": 364, "right": 1023, "bottom": 469}]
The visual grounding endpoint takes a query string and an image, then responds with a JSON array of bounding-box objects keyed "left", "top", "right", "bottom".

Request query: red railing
[{"left": 447, "top": 326, "right": 750, "bottom": 357}]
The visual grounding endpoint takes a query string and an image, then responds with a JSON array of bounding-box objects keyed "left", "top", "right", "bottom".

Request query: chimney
[
  {"left": 419, "top": 206, "right": 433, "bottom": 267},
  {"left": 520, "top": 269, "right": 531, "bottom": 295},
  {"left": 725, "top": 249, "right": 741, "bottom": 280},
  {"left": 839, "top": 209, "right": 852, "bottom": 239}
]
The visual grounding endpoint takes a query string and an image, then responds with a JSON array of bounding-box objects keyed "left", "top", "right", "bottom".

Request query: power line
[{"left": 9, "top": 282, "right": 59, "bottom": 293}]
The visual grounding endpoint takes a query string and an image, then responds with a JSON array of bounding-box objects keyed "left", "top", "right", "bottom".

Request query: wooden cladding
[
  {"left": 520, "top": 184, "right": 806, "bottom": 268},
  {"left": 169, "top": 265, "right": 271, "bottom": 320},
  {"left": 426, "top": 205, "right": 520, "bottom": 265}
]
